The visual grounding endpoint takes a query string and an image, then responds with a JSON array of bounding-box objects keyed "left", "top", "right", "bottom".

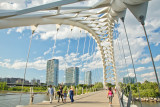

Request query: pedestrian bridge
[
  {"left": 0, "top": 0, "right": 159, "bottom": 107},
  {"left": 25, "top": 90, "right": 120, "bottom": 107}
]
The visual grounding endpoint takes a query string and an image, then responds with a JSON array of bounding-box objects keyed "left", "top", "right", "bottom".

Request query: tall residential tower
[
  {"left": 46, "top": 59, "right": 59, "bottom": 86},
  {"left": 65, "top": 67, "right": 79, "bottom": 86},
  {"left": 84, "top": 71, "right": 92, "bottom": 85}
]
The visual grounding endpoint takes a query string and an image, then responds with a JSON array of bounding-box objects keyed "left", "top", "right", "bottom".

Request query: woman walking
[
  {"left": 69, "top": 86, "right": 74, "bottom": 103},
  {"left": 107, "top": 87, "right": 114, "bottom": 105}
]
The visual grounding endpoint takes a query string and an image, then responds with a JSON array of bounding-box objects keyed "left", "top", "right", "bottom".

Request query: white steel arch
[{"left": 0, "top": 0, "right": 150, "bottom": 88}]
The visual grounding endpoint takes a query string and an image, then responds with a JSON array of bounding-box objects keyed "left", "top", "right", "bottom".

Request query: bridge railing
[{"left": 117, "top": 88, "right": 135, "bottom": 107}]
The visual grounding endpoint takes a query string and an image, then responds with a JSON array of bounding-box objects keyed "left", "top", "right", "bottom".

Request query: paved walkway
[{"left": 25, "top": 90, "right": 120, "bottom": 107}]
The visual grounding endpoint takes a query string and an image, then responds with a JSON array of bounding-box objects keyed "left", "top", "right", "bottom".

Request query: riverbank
[
  {"left": 133, "top": 97, "right": 160, "bottom": 102},
  {"left": 0, "top": 90, "right": 47, "bottom": 94}
]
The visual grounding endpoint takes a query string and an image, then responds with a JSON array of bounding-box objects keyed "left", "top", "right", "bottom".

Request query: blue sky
[
  {"left": 0, "top": 26, "right": 103, "bottom": 84},
  {"left": 0, "top": 0, "right": 160, "bottom": 85}
]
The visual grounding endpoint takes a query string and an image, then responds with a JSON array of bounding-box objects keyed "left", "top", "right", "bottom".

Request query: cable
[
  {"left": 87, "top": 38, "right": 94, "bottom": 83},
  {"left": 90, "top": 38, "right": 95, "bottom": 64},
  {"left": 19, "top": 25, "right": 37, "bottom": 105},
  {"left": 118, "top": 33, "right": 132, "bottom": 90},
  {"left": 115, "top": 25, "right": 132, "bottom": 93},
  {"left": 52, "top": 26, "right": 60, "bottom": 58},
  {"left": 93, "top": 41, "right": 98, "bottom": 84},
  {"left": 141, "top": 22, "right": 160, "bottom": 92},
  {"left": 74, "top": 32, "right": 80, "bottom": 67},
  {"left": 95, "top": 45, "right": 101, "bottom": 83},
  {"left": 86, "top": 35, "right": 91, "bottom": 71},
  {"left": 117, "top": 31, "right": 133, "bottom": 103},
  {"left": 81, "top": 33, "right": 87, "bottom": 71},
  {"left": 64, "top": 27, "right": 73, "bottom": 84},
  {"left": 65, "top": 31, "right": 72, "bottom": 69},
  {"left": 121, "top": 18, "right": 142, "bottom": 107}
]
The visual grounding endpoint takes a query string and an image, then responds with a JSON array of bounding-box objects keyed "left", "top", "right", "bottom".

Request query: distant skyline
[{"left": 0, "top": 0, "right": 160, "bottom": 85}]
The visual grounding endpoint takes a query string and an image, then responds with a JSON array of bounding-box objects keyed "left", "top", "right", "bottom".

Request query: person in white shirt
[{"left": 47, "top": 85, "right": 54, "bottom": 103}]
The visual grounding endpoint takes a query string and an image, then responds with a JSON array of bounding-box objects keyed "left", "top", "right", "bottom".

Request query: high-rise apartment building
[
  {"left": 84, "top": 71, "right": 92, "bottom": 85},
  {"left": 123, "top": 77, "right": 136, "bottom": 84},
  {"left": 65, "top": 67, "right": 79, "bottom": 86},
  {"left": 46, "top": 59, "right": 59, "bottom": 86}
]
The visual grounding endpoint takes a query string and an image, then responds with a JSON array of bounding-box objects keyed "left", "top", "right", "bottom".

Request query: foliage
[
  {"left": 106, "top": 83, "right": 115, "bottom": 88},
  {"left": 0, "top": 82, "right": 8, "bottom": 90},
  {"left": 63, "top": 86, "right": 68, "bottom": 92},
  {"left": 118, "top": 81, "right": 160, "bottom": 98},
  {"left": 0, "top": 82, "right": 102, "bottom": 96},
  {"left": 93, "top": 82, "right": 103, "bottom": 89}
]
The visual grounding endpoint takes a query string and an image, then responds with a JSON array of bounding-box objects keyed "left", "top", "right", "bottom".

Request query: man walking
[
  {"left": 58, "top": 85, "right": 63, "bottom": 102},
  {"left": 47, "top": 85, "right": 54, "bottom": 104}
]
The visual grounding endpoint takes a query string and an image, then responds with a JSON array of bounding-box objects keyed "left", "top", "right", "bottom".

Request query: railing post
[
  {"left": 121, "top": 90, "right": 124, "bottom": 107},
  {"left": 29, "top": 87, "right": 34, "bottom": 105},
  {"left": 127, "top": 91, "right": 132, "bottom": 107},
  {"left": 54, "top": 87, "right": 56, "bottom": 100}
]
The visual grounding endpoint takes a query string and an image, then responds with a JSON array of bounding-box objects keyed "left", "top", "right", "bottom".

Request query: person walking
[
  {"left": 69, "top": 86, "right": 74, "bottom": 103},
  {"left": 107, "top": 87, "right": 114, "bottom": 105},
  {"left": 47, "top": 85, "right": 54, "bottom": 104},
  {"left": 58, "top": 85, "right": 63, "bottom": 102}
]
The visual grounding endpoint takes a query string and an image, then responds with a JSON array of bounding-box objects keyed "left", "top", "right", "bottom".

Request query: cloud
[
  {"left": 44, "top": 48, "right": 52, "bottom": 55},
  {"left": 137, "top": 57, "right": 151, "bottom": 64},
  {"left": 124, "top": 72, "right": 135, "bottom": 78},
  {"left": 16, "top": 27, "right": 26, "bottom": 33},
  {"left": 142, "top": 76, "right": 156, "bottom": 82},
  {"left": 0, "top": 1, "right": 25, "bottom": 10},
  {"left": 141, "top": 72, "right": 155, "bottom": 78},
  {"left": 55, "top": 50, "right": 62, "bottom": 54},
  {"left": 136, "top": 66, "right": 153, "bottom": 72},
  {"left": 7, "top": 29, "right": 12, "bottom": 34},
  {"left": 0, "top": 58, "right": 46, "bottom": 70},
  {"left": 0, "top": 47, "right": 103, "bottom": 72},
  {"left": 4, "top": 59, "right": 11, "bottom": 63},
  {"left": 137, "top": 54, "right": 160, "bottom": 64},
  {"left": 154, "top": 54, "right": 160, "bottom": 61},
  {"left": 36, "top": 25, "right": 86, "bottom": 40},
  {"left": 115, "top": 0, "right": 160, "bottom": 69}
]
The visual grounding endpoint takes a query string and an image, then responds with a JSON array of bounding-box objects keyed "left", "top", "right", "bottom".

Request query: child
[{"left": 63, "top": 90, "right": 67, "bottom": 103}]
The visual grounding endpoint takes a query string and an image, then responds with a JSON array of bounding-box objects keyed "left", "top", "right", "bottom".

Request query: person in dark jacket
[{"left": 58, "top": 85, "right": 63, "bottom": 102}]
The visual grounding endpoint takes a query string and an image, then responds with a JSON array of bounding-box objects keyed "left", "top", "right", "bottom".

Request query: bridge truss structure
[{"left": 0, "top": 0, "right": 151, "bottom": 87}]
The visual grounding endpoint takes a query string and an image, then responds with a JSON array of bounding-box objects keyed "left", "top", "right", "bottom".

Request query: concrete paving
[{"left": 25, "top": 90, "right": 120, "bottom": 107}]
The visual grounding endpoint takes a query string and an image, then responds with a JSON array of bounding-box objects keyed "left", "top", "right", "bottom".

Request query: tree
[
  {"left": 106, "top": 83, "right": 112, "bottom": 87},
  {"left": 0, "top": 82, "right": 8, "bottom": 90},
  {"left": 63, "top": 86, "right": 68, "bottom": 92}
]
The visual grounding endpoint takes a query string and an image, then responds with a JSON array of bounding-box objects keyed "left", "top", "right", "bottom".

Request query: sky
[{"left": 0, "top": 0, "right": 160, "bottom": 84}]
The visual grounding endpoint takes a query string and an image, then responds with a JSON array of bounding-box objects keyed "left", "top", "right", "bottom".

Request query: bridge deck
[{"left": 25, "top": 90, "right": 120, "bottom": 107}]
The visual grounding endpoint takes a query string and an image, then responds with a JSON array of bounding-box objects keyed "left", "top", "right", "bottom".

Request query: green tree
[{"left": 63, "top": 86, "right": 67, "bottom": 92}]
